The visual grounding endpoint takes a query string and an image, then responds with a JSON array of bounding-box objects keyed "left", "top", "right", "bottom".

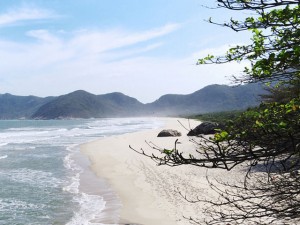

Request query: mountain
[
  {"left": 31, "top": 90, "right": 144, "bottom": 119},
  {"left": 146, "top": 83, "right": 264, "bottom": 116},
  {"left": 0, "top": 94, "right": 55, "bottom": 119},
  {"left": 0, "top": 83, "right": 266, "bottom": 119}
]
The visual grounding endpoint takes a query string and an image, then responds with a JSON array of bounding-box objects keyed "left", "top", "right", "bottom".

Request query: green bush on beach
[{"left": 136, "top": 1, "right": 300, "bottom": 224}]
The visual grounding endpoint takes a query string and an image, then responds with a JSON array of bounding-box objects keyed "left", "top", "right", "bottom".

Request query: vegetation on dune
[
  {"left": 134, "top": 1, "right": 300, "bottom": 224},
  {"left": 190, "top": 110, "right": 243, "bottom": 124}
]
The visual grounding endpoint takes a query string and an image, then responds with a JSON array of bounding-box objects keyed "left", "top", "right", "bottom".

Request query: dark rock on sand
[
  {"left": 157, "top": 129, "right": 182, "bottom": 137},
  {"left": 187, "top": 121, "right": 220, "bottom": 136}
]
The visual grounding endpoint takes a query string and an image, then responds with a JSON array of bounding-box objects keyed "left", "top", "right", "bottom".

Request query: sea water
[{"left": 0, "top": 118, "right": 163, "bottom": 225}]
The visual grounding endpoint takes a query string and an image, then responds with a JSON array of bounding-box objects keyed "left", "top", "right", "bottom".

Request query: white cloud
[
  {"left": 122, "top": 23, "right": 181, "bottom": 44},
  {"left": 102, "top": 42, "right": 163, "bottom": 62},
  {"left": 26, "top": 30, "right": 61, "bottom": 43},
  {"left": 0, "top": 24, "right": 246, "bottom": 103},
  {"left": 67, "top": 23, "right": 181, "bottom": 54},
  {"left": 0, "top": 6, "right": 56, "bottom": 26}
]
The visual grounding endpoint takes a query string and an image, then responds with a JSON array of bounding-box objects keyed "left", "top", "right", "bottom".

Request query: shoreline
[
  {"left": 80, "top": 117, "right": 203, "bottom": 225},
  {"left": 79, "top": 117, "right": 245, "bottom": 225},
  {"left": 74, "top": 149, "right": 122, "bottom": 224}
]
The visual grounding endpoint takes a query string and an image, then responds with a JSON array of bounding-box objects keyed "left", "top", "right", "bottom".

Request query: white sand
[{"left": 80, "top": 118, "right": 243, "bottom": 225}]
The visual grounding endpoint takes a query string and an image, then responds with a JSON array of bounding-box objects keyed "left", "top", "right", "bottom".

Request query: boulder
[
  {"left": 187, "top": 121, "right": 219, "bottom": 136},
  {"left": 157, "top": 129, "right": 182, "bottom": 137}
]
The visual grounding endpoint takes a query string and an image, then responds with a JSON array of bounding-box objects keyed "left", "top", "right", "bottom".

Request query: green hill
[
  {"left": 0, "top": 94, "right": 54, "bottom": 119},
  {"left": 31, "top": 90, "right": 144, "bottom": 119},
  {"left": 146, "top": 83, "right": 264, "bottom": 116},
  {"left": 0, "top": 83, "right": 266, "bottom": 119}
]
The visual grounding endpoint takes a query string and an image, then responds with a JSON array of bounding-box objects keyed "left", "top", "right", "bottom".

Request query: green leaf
[
  {"left": 279, "top": 121, "right": 287, "bottom": 128},
  {"left": 163, "top": 149, "right": 173, "bottom": 155},
  {"left": 255, "top": 120, "right": 264, "bottom": 127}
]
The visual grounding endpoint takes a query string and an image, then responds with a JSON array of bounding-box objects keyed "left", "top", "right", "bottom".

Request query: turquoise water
[{"left": 0, "top": 118, "right": 162, "bottom": 225}]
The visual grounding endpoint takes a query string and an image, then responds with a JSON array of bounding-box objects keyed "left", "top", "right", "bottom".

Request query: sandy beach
[{"left": 80, "top": 118, "right": 243, "bottom": 225}]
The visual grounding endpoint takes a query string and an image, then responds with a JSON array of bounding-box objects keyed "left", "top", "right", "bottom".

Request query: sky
[{"left": 0, "top": 0, "right": 251, "bottom": 103}]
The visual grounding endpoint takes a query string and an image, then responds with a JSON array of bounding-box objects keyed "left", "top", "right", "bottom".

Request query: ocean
[{"left": 0, "top": 118, "right": 163, "bottom": 225}]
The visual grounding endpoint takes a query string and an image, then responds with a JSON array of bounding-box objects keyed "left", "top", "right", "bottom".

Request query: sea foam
[{"left": 0, "top": 118, "right": 163, "bottom": 225}]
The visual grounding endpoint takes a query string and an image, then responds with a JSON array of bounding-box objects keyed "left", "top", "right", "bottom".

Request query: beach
[
  {"left": 81, "top": 118, "right": 243, "bottom": 225},
  {"left": 0, "top": 118, "right": 168, "bottom": 224}
]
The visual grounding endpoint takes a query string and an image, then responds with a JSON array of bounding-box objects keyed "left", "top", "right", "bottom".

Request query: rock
[
  {"left": 157, "top": 129, "right": 182, "bottom": 137},
  {"left": 187, "top": 121, "right": 220, "bottom": 136}
]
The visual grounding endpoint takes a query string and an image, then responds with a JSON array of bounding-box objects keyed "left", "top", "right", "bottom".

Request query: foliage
[
  {"left": 261, "top": 78, "right": 300, "bottom": 103},
  {"left": 135, "top": 99, "right": 300, "bottom": 169},
  {"left": 198, "top": 1, "right": 300, "bottom": 223},
  {"left": 190, "top": 110, "right": 243, "bottom": 124},
  {"left": 134, "top": 98, "right": 300, "bottom": 224},
  {"left": 199, "top": 0, "right": 300, "bottom": 85},
  {"left": 134, "top": 1, "right": 300, "bottom": 224}
]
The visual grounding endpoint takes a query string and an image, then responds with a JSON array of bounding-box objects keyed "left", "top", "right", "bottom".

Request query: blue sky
[{"left": 0, "top": 0, "right": 250, "bottom": 103}]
